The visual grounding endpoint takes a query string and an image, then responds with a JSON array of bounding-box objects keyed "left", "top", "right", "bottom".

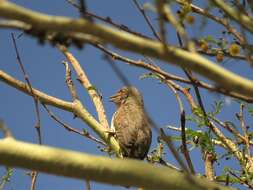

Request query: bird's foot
[{"left": 104, "top": 129, "right": 116, "bottom": 136}]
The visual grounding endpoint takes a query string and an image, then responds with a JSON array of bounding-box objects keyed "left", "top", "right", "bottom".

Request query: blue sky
[{"left": 0, "top": 0, "right": 252, "bottom": 189}]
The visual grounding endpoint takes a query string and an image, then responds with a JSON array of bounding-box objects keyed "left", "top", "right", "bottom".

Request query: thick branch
[
  {"left": 0, "top": 2, "right": 253, "bottom": 98},
  {"left": 0, "top": 138, "right": 233, "bottom": 190},
  {"left": 0, "top": 70, "right": 73, "bottom": 111}
]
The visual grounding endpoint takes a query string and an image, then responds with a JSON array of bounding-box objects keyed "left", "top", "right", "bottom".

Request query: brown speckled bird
[{"left": 110, "top": 86, "right": 152, "bottom": 159}]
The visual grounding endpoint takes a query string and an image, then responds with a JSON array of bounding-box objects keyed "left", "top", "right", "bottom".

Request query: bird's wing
[
  {"left": 135, "top": 121, "right": 152, "bottom": 159},
  {"left": 113, "top": 108, "right": 139, "bottom": 156}
]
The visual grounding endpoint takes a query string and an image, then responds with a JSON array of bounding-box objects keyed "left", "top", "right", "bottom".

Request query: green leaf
[
  {"left": 204, "top": 35, "right": 218, "bottom": 44},
  {"left": 246, "top": 104, "right": 253, "bottom": 116},
  {"left": 215, "top": 174, "right": 239, "bottom": 184},
  {"left": 139, "top": 72, "right": 160, "bottom": 81},
  {"left": 210, "top": 101, "right": 224, "bottom": 116},
  {"left": 170, "top": 135, "right": 182, "bottom": 142},
  {"left": 199, "top": 132, "right": 215, "bottom": 152},
  {"left": 0, "top": 167, "right": 13, "bottom": 190},
  {"left": 185, "top": 129, "right": 203, "bottom": 138}
]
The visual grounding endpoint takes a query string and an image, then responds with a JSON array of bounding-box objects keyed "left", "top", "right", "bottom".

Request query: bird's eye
[{"left": 121, "top": 89, "right": 127, "bottom": 94}]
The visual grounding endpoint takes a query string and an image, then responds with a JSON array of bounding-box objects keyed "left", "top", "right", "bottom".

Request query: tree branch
[
  {"left": 0, "top": 138, "right": 234, "bottom": 190},
  {"left": 59, "top": 46, "right": 110, "bottom": 129},
  {"left": 0, "top": 1, "right": 253, "bottom": 98},
  {"left": 0, "top": 70, "right": 73, "bottom": 111},
  {"left": 0, "top": 70, "right": 120, "bottom": 155}
]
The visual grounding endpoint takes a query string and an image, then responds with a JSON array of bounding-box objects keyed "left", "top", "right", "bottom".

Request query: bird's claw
[{"left": 104, "top": 129, "right": 116, "bottom": 136}]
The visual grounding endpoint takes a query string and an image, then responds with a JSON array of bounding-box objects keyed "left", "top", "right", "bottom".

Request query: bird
[{"left": 110, "top": 86, "right": 152, "bottom": 159}]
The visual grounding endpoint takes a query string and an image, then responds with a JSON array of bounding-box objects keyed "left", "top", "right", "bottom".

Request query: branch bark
[{"left": 0, "top": 138, "right": 234, "bottom": 190}]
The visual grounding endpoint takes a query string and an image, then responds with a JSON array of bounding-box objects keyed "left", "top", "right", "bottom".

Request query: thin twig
[
  {"left": 162, "top": 3, "right": 194, "bottom": 51},
  {"left": 237, "top": 104, "right": 253, "bottom": 172},
  {"left": 132, "top": 0, "right": 161, "bottom": 41},
  {"left": 62, "top": 60, "right": 79, "bottom": 101},
  {"left": 11, "top": 33, "right": 42, "bottom": 145},
  {"left": 228, "top": 170, "right": 253, "bottom": 189},
  {"left": 166, "top": 82, "right": 195, "bottom": 174},
  {"left": 210, "top": 116, "right": 248, "bottom": 145},
  {"left": 30, "top": 171, "right": 38, "bottom": 190},
  {"left": 166, "top": 125, "right": 182, "bottom": 132},
  {"left": 0, "top": 20, "right": 31, "bottom": 30},
  {"left": 157, "top": 75, "right": 197, "bottom": 111},
  {"left": 66, "top": 0, "right": 151, "bottom": 39},
  {"left": 11, "top": 33, "right": 42, "bottom": 190},
  {"left": 156, "top": 0, "right": 168, "bottom": 45},
  {"left": 238, "top": 104, "right": 252, "bottom": 158},
  {"left": 160, "top": 128, "right": 190, "bottom": 173},
  {"left": 0, "top": 120, "right": 13, "bottom": 138},
  {"left": 42, "top": 104, "right": 106, "bottom": 146},
  {"left": 94, "top": 43, "right": 189, "bottom": 83},
  {"left": 157, "top": 157, "right": 181, "bottom": 171}
]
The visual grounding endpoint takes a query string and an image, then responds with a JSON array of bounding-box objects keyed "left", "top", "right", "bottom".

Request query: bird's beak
[{"left": 109, "top": 93, "right": 120, "bottom": 102}]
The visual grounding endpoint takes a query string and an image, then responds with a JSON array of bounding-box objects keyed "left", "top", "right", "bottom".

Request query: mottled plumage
[{"left": 110, "top": 86, "right": 152, "bottom": 159}]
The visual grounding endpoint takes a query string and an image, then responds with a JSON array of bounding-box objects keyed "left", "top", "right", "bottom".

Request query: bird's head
[{"left": 109, "top": 86, "right": 143, "bottom": 107}]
